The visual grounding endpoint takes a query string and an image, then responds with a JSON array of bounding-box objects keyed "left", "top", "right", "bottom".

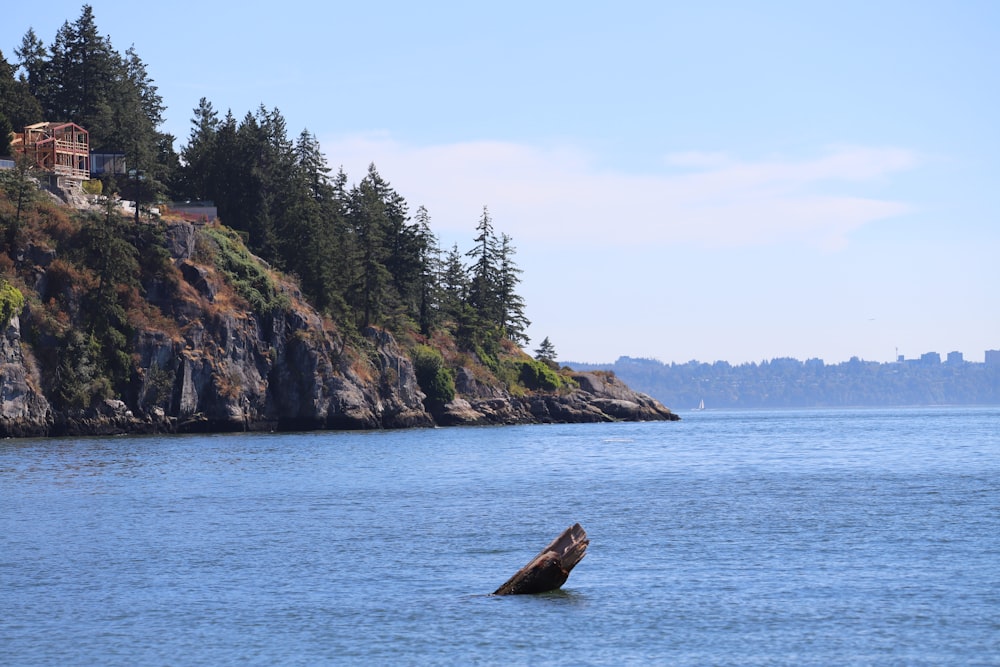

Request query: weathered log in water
[{"left": 493, "top": 523, "right": 589, "bottom": 595}]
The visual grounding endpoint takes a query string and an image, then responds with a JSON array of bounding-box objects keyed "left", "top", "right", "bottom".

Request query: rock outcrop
[
  {"left": 0, "top": 316, "right": 52, "bottom": 436},
  {"left": 0, "top": 220, "right": 677, "bottom": 438},
  {"left": 437, "top": 368, "right": 678, "bottom": 426}
]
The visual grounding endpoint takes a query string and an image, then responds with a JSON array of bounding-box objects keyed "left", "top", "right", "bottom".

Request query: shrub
[
  {"left": 0, "top": 280, "right": 25, "bottom": 328},
  {"left": 518, "top": 358, "right": 563, "bottom": 391},
  {"left": 411, "top": 344, "right": 455, "bottom": 410},
  {"left": 202, "top": 226, "right": 289, "bottom": 314}
]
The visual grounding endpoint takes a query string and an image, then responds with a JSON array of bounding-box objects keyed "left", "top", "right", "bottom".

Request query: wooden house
[{"left": 11, "top": 122, "right": 91, "bottom": 181}]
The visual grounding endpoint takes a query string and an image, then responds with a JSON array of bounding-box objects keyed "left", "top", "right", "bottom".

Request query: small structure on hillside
[
  {"left": 11, "top": 122, "right": 91, "bottom": 187},
  {"left": 90, "top": 151, "right": 128, "bottom": 177},
  {"left": 167, "top": 201, "right": 218, "bottom": 223}
]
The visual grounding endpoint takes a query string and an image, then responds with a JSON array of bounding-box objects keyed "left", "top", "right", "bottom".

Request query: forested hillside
[
  {"left": 1, "top": 5, "right": 528, "bottom": 352},
  {"left": 0, "top": 5, "right": 678, "bottom": 435}
]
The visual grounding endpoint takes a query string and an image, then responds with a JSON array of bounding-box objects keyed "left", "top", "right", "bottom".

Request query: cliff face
[
  {"left": 0, "top": 220, "right": 677, "bottom": 438},
  {"left": 0, "top": 315, "right": 52, "bottom": 436}
]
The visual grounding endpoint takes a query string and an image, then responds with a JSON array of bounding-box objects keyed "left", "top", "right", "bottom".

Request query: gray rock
[{"left": 1, "top": 221, "right": 676, "bottom": 437}]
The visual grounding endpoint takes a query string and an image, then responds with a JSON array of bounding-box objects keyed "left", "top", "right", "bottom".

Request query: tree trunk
[{"left": 493, "top": 523, "right": 589, "bottom": 595}]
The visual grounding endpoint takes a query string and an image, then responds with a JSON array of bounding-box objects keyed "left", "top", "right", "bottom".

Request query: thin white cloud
[{"left": 321, "top": 134, "right": 918, "bottom": 250}]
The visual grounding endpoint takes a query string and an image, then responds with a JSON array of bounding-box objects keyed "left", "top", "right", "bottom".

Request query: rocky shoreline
[
  {"left": 2, "top": 309, "right": 678, "bottom": 438},
  {"left": 1, "top": 220, "right": 678, "bottom": 439}
]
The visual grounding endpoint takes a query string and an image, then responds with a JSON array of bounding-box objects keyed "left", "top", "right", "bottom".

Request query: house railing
[
  {"left": 52, "top": 164, "right": 91, "bottom": 180},
  {"left": 52, "top": 139, "right": 90, "bottom": 154}
]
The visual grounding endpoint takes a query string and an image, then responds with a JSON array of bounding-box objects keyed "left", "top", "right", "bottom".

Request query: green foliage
[
  {"left": 534, "top": 336, "right": 557, "bottom": 366},
  {"left": 14, "top": 7, "right": 174, "bottom": 196},
  {"left": 4, "top": 8, "right": 546, "bottom": 416},
  {"left": 138, "top": 361, "right": 174, "bottom": 411},
  {"left": 0, "top": 280, "right": 25, "bottom": 328},
  {"left": 0, "top": 112, "right": 11, "bottom": 156},
  {"left": 203, "top": 226, "right": 289, "bottom": 314},
  {"left": 0, "top": 47, "right": 42, "bottom": 129},
  {"left": 411, "top": 344, "right": 455, "bottom": 409},
  {"left": 52, "top": 329, "right": 112, "bottom": 411},
  {"left": 82, "top": 200, "right": 140, "bottom": 391},
  {"left": 518, "top": 357, "right": 563, "bottom": 392},
  {"left": 0, "top": 153, "right": 41, "bottom": 245}
]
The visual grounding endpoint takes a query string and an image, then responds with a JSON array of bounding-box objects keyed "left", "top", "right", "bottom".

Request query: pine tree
[
  {"left": 178, "top": 97, "right": 220, "bottom": 201},
  {"left": 535, "top": 337, "right": 557, "bottom": 365},
  {"left": 346, "top": 164, "right": 392, "bottom": 327},
  {"left": 13, "top": 28, "right": 47, "bottom": 99},
  {"left": 111, "top": 46, "right": 165, "bottom": 166},
  {"left": 294, "top": 129, "right": 331, "bottom": 201},
  {"left": 466, "top": 205, "right": 500, "bottom": 328},
  {"left": 0, "top": 112, "right": 11, "bottom": 157},
  {"left": 83, "top": 195, "right": 140, "bottom": 392},
  {"left": 439, "top": 242, "right": 468, "bottom": 325},
  {"left": 275, "top": 129, "right": 336, "bottom": 312},
  {"left": 0, "top": 153, "right": 41, "bottom": 246},
  {"left": 209, "top": 110, "right": 239, "bottom": 216},
  {"left": 0, "top": 48, "right": 42, "bottom": 129},
  {"left": 412, "top": 205, "right": 442, "bottom": 335},
  {"left": 497, "top": 232, "right": 530, "bottom": 345},
  {"left": 40, "top": 8, "right": 118, "bottom": 137}
]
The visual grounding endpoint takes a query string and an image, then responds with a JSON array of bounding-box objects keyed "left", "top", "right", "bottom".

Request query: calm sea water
[{"left": 2, "top": 407, "right": 998, "bottom": 666}]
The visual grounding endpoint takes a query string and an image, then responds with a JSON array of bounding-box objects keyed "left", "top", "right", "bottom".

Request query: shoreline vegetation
[{"left": 1, "top": 6, "right": 678, "bottom": 439}]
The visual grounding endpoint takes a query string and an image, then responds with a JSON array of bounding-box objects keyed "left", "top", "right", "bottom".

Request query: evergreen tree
[
  {"left": 535, "top": 337, "right": 557, "bottom": 365},
  {"left": 111, "top": 46, "right": 168, "bottom": 220},
  {"left": 320, "top": 167, "right": 355, "bottom": 321},
  {"left": 229, "top": 106, "right": 296, "bottom": 259},
  {"left": 497, "top": 232, "right": 530, "bottom": 345},
  {"left": 346, "top": 164, "right": 394, "bottom": 327},
  {"left": 294, "top": 129, "right": 332, "bottom": 201},
  {"left": 40, "top": 8, "right": 118, "bottom": 137},
  {"left": 0, "top": 113, "right": 11, "bottom": 157},
  {"left": 209, "top": 110, "right": 240, "bottom": 217},
  {"left": 111, "top": 46, "right": 165, "bottom": 167},
  {"left": 275, "top": 129, "right": 336, "bottom": 312},
  {"left": 0, "top": 49, "right": 42, "bottom": 130},
  {"left": 412, "top": 205, "right": 442, "bottom": 335},
  {"left": 0, "top": 153, "right": 41, "bottom": 247},
  {"left": 439, "top": 242, "right": 468, "bottom": 324},
  {"left": 13, "top": 28, "right": 47, "bottom": 99},
  {"left": 83, "top": 196, "right": 140, "bottom": 392},
  {"left": 466, "top": 205, "right": 500, "bottom": 329},
  {"left": 178, "top": 97, "right": 220, "bottom": 200}
]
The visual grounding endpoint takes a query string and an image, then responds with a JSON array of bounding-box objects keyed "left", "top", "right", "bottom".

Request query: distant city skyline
[
  {"left": 568, "top": 347, "right": 1000, "bottom": 366},
  {"left": 4, "top": 1, "right": 998, "bottom": 364}
]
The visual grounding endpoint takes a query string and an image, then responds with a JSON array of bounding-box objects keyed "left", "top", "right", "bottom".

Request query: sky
[{"left": 3, "top": 1, "right": 999, "bottom": 364}]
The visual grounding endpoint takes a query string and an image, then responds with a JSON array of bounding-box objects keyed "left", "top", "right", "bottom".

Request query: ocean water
[{"left": 2, "top": 407, "right": 998, "bottom": 666}]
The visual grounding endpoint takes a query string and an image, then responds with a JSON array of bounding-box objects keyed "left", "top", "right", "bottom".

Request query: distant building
[
  {"left": 920, "top": 352, "right": 941, "bottom": 365},
  {"left": 986, "top": 350, "right": 1000, "bottom": 367},
  {"left": 946, "top": 351, "right": 964, "bottom": 365}
]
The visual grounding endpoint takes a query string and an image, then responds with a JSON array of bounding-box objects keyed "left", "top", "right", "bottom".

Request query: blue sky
[{"left": 4, "top": 1, "right": 998, "bottom": 364}]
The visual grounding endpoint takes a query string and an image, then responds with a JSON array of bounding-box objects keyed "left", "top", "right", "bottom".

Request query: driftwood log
[{"left": 492, "top": 523, "right": 589, "bottom": 595}]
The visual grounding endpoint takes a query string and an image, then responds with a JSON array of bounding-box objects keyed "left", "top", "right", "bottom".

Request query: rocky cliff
[{"left": 0, "top": 219, "right": 677, "bottom": 438}]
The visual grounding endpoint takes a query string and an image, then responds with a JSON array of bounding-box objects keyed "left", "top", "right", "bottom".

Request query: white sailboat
[{"left": 694, "top": 399, "right": 705, "bottom": 411}]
